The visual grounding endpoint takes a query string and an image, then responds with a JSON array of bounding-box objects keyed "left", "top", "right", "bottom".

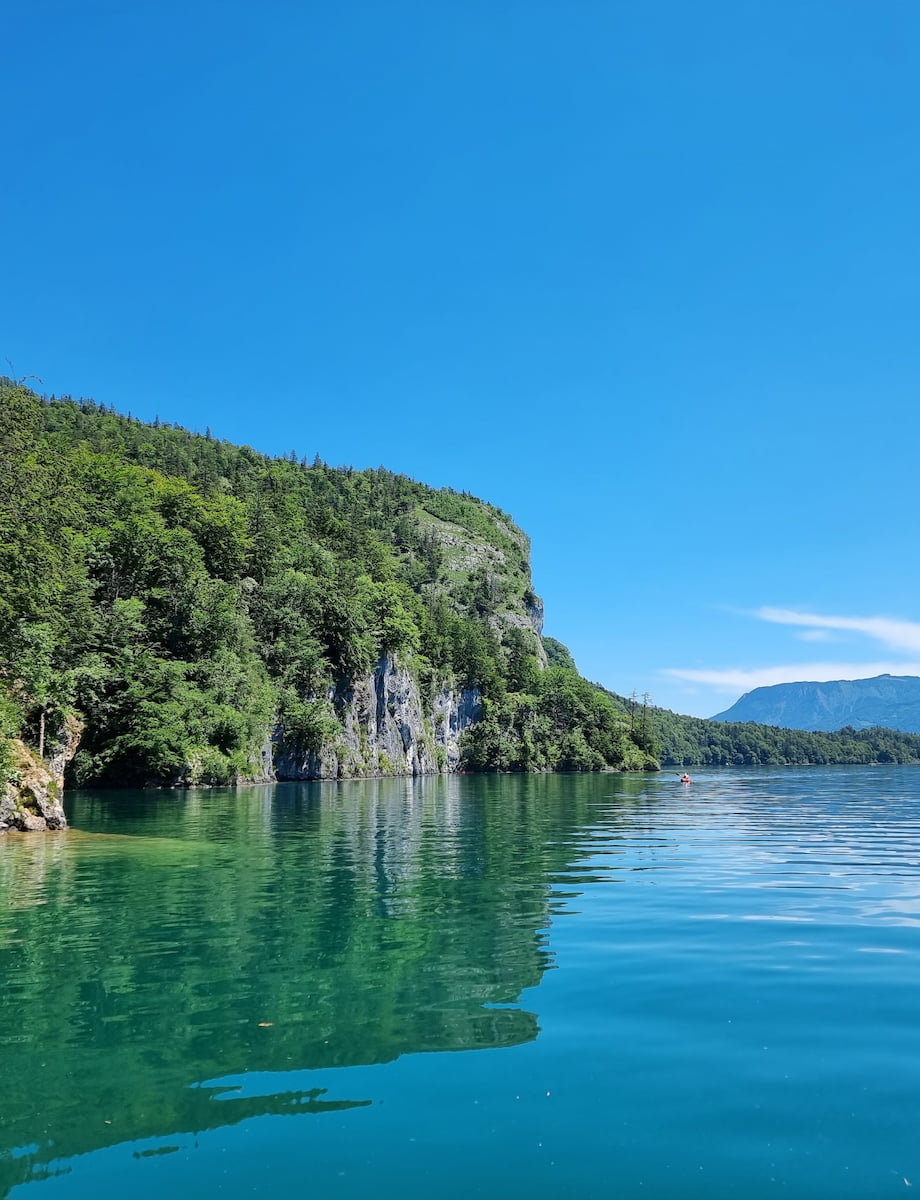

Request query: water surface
[{"left": 2, "top": 767, "right": 920, "bottom": 1198}]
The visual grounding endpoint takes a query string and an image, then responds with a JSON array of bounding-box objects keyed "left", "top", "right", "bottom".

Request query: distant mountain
[{"left": 711, "top": 674, "right": 920, "bottom": 733}]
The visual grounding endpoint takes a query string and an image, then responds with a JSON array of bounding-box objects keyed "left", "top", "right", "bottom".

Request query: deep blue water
[{"left": 2, "top": 766, "right": 920, "bottom": 1198}]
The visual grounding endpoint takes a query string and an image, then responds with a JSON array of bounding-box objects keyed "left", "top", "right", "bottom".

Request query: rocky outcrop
[
  {"left": 0, "top": 715, "right": 82, "bottom": 832},
  {"left": 420, "top": 510, "right": 546, "bottom": 665},
  {"left": 430, "top": 682, "right": 484, "bottom": 771},
  {"left": 423, "top": 516, "right": 510, "bottom": 574},
  {"left": 273, "top": 655, "right": 482, "bottom": 780},
  {"left": 525, "top": 593, "right": 544, "bottom": 637}
]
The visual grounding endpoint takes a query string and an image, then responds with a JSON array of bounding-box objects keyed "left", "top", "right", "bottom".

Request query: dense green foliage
[
  {"left": 6, "top": 379, "right": 914, "bottom": 785},
  {"left": 631, "top": 698, "right": 920, "bottom": 767},
  {"left": 542, "top": 636, "right": 578, "bottom": 671},
  {"left": 0, "top": 382, "right": 651, "bottom": 783},
  {"left": 464, "top": 665, "right": 655, "bottom": 773}
]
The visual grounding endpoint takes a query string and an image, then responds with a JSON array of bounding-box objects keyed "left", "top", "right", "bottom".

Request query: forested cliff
[{"left": 0, "top": 380, "right": 657, "bottom": 810}]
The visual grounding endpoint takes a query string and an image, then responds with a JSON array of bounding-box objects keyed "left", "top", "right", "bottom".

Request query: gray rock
[
  {"left": 273, "top": 654, "right": 482, "bottom": 780},
  {"left": 0, "top": 716, "right": 81, "bottom": 832}
]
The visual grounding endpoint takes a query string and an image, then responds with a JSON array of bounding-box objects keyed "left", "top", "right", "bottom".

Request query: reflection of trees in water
[
  {"left": 0, "top": 774, "right": 598, "bottom": 1195},
  {"left": 17, "top": 1088, "right": 372, "bottom": 1195}
]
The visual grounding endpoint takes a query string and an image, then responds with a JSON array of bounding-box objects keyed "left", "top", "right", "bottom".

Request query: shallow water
[{"left": 2, "top": 767, "right": 920, "bottom": 1198}]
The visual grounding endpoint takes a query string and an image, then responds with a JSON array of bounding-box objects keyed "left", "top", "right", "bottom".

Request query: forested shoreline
[
  {"left": 647, "top": 701, "right": 920, "bottom": 767},
  {"left": 1, "top": 381, "right": 657, "bottom": 795},
  {"left": 3, "top": 378, "right": 919, "bottom": 810}
]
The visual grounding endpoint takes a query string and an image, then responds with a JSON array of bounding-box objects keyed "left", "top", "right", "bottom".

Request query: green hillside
[
  {"left": 5, "top": 378, "right": 918, "bottom": 791},
  {"left": 0, "top": 380, "right": 655, "bottom": 786}
]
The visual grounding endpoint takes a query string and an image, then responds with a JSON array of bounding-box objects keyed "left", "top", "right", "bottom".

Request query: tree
[{"left": 15, "top": 622, "right": 59, "bottom": 758}]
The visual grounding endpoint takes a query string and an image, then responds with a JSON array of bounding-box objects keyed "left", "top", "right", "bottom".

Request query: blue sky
[{"left": 4, "top": 0, "right": 920, "bottom": 716}]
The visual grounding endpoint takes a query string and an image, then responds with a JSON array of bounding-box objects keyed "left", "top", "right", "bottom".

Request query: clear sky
[{"left": 4, "top": 0, "right": 920, "bottom": 716}]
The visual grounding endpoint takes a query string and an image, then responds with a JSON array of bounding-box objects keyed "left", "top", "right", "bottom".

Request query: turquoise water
[{"left": 2, "top": 767, "right": 920, "bottom": 1198}]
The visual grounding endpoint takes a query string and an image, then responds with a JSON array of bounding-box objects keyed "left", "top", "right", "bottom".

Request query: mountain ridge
[{"left": 711, "top": 674, "right": 920, "bottom": 733}]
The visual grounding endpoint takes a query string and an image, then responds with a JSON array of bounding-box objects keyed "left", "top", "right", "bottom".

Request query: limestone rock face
[
  {"left": 430, "top": 682, "right": 484, "bottom": 772},
  {"left": 0, "top": 716, "right": 82, "bottom": 832},
  {"left": 490, "top": 595, "right": 547, "bottom": 667},
  {"left": 525, "top": 594, "right": 545, "bottom": 637},
  {"left": 421, "top": 508, "right": 546, "bottom": 667},
  {"left": 273, "top": 655, "right": 482, "bottom": 781}
]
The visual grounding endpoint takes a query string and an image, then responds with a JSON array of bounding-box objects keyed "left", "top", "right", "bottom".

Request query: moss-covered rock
[{"left": 0, "top": 716, "right": 81, "bottom": 832}]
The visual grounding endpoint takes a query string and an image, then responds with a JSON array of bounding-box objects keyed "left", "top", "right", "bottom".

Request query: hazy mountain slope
[{"left": 711, "top": 675, "right": 920, "bottom": 733}]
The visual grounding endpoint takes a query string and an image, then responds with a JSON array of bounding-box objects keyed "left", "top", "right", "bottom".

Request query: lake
[{"left": 2, "top": 767, "right": 920, "bottom": 1198}]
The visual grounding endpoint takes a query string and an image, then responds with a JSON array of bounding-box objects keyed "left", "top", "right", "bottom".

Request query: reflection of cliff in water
[{"left": 0, "top": 774, "right": 597, "bottom": 1195}]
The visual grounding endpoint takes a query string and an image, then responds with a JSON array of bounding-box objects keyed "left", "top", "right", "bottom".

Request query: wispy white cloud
[
  {"left": 661, "top": 661, "right": 920, "bottom": 694},
  {"left": 661, "top": 607, "right": 920, "bottom": 698},
  {"left": 754, "top": 607, "right": 920, "bottom": 654}
]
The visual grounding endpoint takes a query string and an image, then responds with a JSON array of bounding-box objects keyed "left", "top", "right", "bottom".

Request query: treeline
[
  {"left": 0, "top": 381, "right": 653, "bottom": 784},
  {"left": 638, "top": 700, "right": 920, "bottom": 767},
  {"left": 465, "top": 662, "right": 657, "bottom": 773}
]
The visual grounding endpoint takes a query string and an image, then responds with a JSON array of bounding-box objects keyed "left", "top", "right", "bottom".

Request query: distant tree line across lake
[{"left": 622, "top": 696, "right": 920, "bottom": 767}]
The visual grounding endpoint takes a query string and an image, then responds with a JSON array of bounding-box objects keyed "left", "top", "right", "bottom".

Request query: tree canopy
[
  {"left": 4, "top": 380, "right": 918, "bottom": 787},
  {"left": 0, "top": 382, "right": 654, "bottom": 783}
]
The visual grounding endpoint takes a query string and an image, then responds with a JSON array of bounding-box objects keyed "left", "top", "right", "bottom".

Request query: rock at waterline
[{"left": 0, "top": 716, "right": 82, "bottom": 832}]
